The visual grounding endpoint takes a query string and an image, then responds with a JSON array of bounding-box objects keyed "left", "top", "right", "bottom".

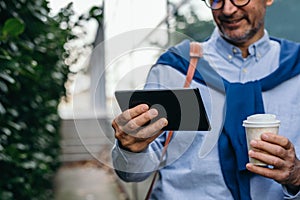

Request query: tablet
[{"left": 114, "top": 88, "right": 210, "bottom": 131}]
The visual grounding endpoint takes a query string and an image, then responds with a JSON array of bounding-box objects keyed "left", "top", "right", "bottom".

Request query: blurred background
[{"left": 0, "top": 0, "right": 298, "bottom": 199}]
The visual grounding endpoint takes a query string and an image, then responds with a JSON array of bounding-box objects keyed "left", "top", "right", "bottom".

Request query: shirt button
[
  {"left": 228, "top": 55, "right": 232, "bottom": 60},
  {"left": 242, "top": 68, "right": 247, "bottom": 73},
  {"left": 232, "top": 48, "right": 238, "bottom": 53}
]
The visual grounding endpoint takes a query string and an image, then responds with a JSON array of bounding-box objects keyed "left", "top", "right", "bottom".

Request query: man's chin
[{"left": 221, "top": 31, "right": 251, "bottom": 44}]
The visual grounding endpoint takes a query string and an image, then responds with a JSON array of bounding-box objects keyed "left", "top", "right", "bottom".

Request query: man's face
[{"left": 212, "top": 0, "right": 273, "bottom": 45}]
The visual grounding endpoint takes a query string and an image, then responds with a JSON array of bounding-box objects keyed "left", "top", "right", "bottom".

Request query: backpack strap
[{"left": 184, "top": 42, "right": 203, "bottom": 87}]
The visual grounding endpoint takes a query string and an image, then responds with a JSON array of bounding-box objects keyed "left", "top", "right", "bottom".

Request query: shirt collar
[{"left": 212, "top": 28, "right": 271, "bottom": 62}]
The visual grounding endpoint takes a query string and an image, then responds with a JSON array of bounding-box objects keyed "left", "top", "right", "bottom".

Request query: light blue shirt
[{"left": 112, "top": 28, "right": 300, "bottom": 199}]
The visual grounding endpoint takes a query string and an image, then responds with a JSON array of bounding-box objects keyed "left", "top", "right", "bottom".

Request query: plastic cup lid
[{"left": 243, "top": 114, "right": 280, "bottom": 127}]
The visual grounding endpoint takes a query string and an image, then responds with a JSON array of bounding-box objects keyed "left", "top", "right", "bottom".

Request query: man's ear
[{"left": 266, "top": 0, "right": 274, "bottom": 6}]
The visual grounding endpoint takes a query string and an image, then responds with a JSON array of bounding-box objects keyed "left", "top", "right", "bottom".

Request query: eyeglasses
[{"left": 202, "top": 0, "right": 251, "bottom": 10}]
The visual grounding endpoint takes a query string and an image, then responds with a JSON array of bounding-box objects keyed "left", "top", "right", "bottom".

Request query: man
[{"left": 112, "top": 0, "right": 300, "bottom": 199}]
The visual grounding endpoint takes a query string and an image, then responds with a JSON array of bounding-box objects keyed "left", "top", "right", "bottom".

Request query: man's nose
[{"left": 222, "top": 0, "right": 238, "bottom": 15}]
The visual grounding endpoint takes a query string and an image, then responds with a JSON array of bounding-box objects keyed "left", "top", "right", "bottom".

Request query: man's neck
[{"left": 221, "top": 29, "right": 265, "bottom": 58}]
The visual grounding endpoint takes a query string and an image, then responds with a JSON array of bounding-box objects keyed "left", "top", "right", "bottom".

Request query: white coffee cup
[{"left": 243, "top": 114, "right": 280, "bottom": 166}]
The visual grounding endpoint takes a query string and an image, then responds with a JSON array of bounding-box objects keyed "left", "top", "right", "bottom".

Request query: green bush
[{"left": 0, "top": 0, "right": 77, "bottom": 199}]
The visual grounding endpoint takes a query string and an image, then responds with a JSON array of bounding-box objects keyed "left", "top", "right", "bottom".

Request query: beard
[{"left": 217, "top": 15, "right": 264, "bottom": 45}]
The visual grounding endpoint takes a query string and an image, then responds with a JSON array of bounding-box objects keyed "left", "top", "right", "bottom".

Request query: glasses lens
[
  {"left": 204, "top": 0, "right": 250, "bottom": 9},
  {"left": 232, "top": 0, "right": 249, "bottom": 6},
  {"left": 206, "top": 0, "right": 223, "bottom": 10}
]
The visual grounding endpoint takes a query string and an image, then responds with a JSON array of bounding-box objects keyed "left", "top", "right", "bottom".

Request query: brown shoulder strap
[
  {"left": 145, "top": 42, "right": 203, "bottom": 200},
  {"left": 184, "top": 41, "right": 203, "bottom": 87}
]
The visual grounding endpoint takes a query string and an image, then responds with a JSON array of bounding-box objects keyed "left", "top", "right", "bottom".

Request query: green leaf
[
  {"left": 0, "top": 73, "right": 15, "bottom": 84},
  {"left": 89, "top": 6, "right": 103, "bottom": 19},
  {"left": 0, "top": 81, "right": 8, "bottom": 93},
  {"left": 2, "top": 18, "right": 25, "bottom": 38},
  {"left": 0, "top": 49, "right": 12, "bottom": 60},
  {"left": 0, "top": 102, "right": 5, "bottom": 114},
  {"left": 7, "top": 121, "right": 22, "bottom": 131}
]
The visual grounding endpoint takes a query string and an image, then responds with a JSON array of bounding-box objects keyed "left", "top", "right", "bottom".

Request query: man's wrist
[{"left": 284, "top": 158, "right": 300, "bottom": 195}]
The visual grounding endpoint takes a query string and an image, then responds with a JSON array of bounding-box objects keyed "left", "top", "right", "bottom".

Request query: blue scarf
[{"left": 155, "top": 38, "right": 300, "bottom": 200}]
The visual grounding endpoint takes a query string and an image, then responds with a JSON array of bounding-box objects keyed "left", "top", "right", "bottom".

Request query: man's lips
[{"left": 221, "top": 18, "right": 244, "bottom": 28}]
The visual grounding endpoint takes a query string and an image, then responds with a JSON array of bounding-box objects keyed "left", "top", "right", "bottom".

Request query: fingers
[
  {"left": 246, "top": 163, "right": 288, "bottom": 182},
  {"left": 115, "top": 119, "right": 168, "bottom": 152},
  {"left": 260, "top": 132, "right": 292, "bottom": 150},
  {"left": 121, "top": 109, "right": 159, "bottom": 134},
  {"left": 115, "top": 104, "right": 149, "bottom": 126},
  {"left": 248, "top": 148, "right": 285, "bottom": 168},
  {"left": 246, "top": 134, "right": 300, "bottom": 185},
  {"left": 248, "top": 132, "right": 294, "bottom": 160},
  {"left": 135, "top": 118, "right": 168, "bottom": 139},
  {"left": 121, "top": 130, "right": 164, "bottom": 153},
  {"left": 249, "top": 139, "right": 288, "bottom": 160},
  {"left": 117, "top": 117, "right": 168, "bottom": 142},
  {"left": 246, "top": 160, "right": 300, "bottom": 185},
  {"left": 112, "top": 103, "right": 169, "bottom": 152}
]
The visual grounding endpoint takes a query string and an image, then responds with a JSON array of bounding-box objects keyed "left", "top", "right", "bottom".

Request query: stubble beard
[{"left": 219, "top": 19, "right": 264, "bottom": 45}]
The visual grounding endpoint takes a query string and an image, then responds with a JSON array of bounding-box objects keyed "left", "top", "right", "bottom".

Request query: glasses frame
[{"left": 202, "top": 0, "right": 251, "bottom": 10}]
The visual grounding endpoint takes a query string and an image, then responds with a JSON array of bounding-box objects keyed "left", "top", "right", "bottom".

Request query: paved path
[{"left": 54, "top": 166, "right": 123, "bottom": 200}]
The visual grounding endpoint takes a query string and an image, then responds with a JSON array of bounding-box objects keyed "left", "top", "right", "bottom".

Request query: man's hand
[
  {"left": 112, "top": 104, "right": 168, "bottom": 153},
  {"left": 246, "top": 132, "right": 300, "bottom": 189}
]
